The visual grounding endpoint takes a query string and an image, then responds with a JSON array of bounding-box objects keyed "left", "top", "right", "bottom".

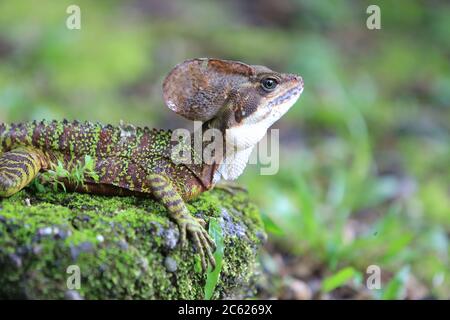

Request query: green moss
[{"left": 0, "top": 187, "right": 265, "bottom": 299}]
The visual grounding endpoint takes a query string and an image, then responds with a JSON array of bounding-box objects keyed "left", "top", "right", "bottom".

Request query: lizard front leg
[
  {"left": 0, "top": 147, "right": 46, "bottom": 197},
  {"left": 147, "top": 173, "right": 216, "bottom": 271}
]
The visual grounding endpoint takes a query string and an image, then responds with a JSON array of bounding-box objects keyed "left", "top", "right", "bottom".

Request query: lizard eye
[{"left": 261, "top": 77, "right": 278, "bottom": 92}]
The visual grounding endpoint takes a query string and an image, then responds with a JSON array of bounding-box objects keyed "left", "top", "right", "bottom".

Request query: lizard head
[
  {"left": 163, "top": 58, "right": 303, "bottom": 140},
  {"left": 163, "top": 58, "right": 303, "bottom": 181}
]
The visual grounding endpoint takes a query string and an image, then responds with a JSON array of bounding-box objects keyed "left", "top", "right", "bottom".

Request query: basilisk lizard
[{"left": 0, "top": 58, "right": 303, "bottom": 271}]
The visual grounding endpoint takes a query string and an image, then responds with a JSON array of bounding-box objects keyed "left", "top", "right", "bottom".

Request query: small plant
[
  {"left": 33, "top": 155, "right": 99, "bottom": 193},
  {"left": 204, "top": 218, "right": 225, "bottom": 300}
]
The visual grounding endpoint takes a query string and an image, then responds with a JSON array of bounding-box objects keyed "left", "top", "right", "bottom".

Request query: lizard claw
[
  {"left": 179, "top": 222, "right": 188, "bottom": 249},
  {"left": 176, "top": 214, "right": 216, "bottom": 271},
  {"left": 197, "top": 217, "right": 207, "bottom": 228}
]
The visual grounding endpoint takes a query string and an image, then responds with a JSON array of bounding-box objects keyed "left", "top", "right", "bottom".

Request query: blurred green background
[{"left": 0, "top": 0, "right": 449, "bottom": 299}]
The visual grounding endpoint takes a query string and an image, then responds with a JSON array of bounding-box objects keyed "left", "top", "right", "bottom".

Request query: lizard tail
[{"left": 0, "top": 147, "right": 44, "bottom": 197}]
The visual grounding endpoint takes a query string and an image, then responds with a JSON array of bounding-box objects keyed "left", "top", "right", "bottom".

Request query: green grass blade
[
  {"left": 381, "top": 266, "right": 410, "bottom": 300},
  {"left": 322, "top": 266, "right": 359, "bottom": 293},
  {"left": 204, "top": 218, "right": 224, "bottom": 300}
]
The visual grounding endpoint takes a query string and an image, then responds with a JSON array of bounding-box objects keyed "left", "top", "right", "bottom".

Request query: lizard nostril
[{"left": 291, "top": 74, "right": 303, "bottom": 87}]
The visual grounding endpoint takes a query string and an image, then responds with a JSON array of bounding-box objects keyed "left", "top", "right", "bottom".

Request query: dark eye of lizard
[{"left": 261, "top": 77, "right": 278, "bottom": 91}]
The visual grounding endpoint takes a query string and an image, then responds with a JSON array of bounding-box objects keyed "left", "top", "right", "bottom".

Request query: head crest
[{"left": 163, "top": 58, "right": 254, "bottom": 121}]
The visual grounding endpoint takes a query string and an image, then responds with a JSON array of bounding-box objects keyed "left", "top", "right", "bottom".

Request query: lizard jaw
[
  {"left": 226, "top": 81, "right": 303, "bottom": 151},
  {"left": 213, "top": 81, "right": 303, "bottom": 182}
]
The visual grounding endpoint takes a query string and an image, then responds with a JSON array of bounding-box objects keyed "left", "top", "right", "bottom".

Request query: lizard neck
[
  {"left": 194, "top": 120, "right": 263, "bottom": 185},
  {"left": 212, "top": 146, "right": 254, "bottom": 183}
]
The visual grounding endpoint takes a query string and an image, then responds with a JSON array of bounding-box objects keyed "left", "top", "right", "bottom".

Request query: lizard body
[
  {"left": 0, "top": 120, "right": 210, "bottom": 199},
  {"left": 0, "top": 58, "right": 303, "bottom": 271}
]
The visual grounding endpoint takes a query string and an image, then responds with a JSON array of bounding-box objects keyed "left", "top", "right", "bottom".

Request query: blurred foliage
[{"left": 0, "top": 0, "right": 448, "bottom": 298}]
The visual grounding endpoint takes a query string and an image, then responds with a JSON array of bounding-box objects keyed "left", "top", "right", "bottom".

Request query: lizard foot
[
  {"left": 215, "top": 181, "right": 248, "bottom": 196},
  {"left": 177, "top": 214, "right": 216, "bottom": 271}
]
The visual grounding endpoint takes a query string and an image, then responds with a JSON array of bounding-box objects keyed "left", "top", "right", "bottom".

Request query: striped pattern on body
[
  {"left": 0, "top": 148, "right": 43, "bottom": 197},
  {"left": 148, "top": 173, "right": 216, "bottom": 270}
]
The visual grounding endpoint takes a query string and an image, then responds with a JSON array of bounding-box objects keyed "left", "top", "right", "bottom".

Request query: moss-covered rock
[{"left": 0, "top": 187, "right": 266, "bottom": 299}]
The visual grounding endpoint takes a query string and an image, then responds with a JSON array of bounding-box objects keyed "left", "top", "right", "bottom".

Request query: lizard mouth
[
  {"left": 260, "top": 74, "right": 303, "bottom": 122},
  {"left": 226, "top": 73, "right": 303, "bottom": 132},
  {"left": 268, "top": 75, "right": 303, "bottom": 109}
]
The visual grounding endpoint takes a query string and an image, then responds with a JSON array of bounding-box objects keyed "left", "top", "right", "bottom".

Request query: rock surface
[{"left": 0, "top": 187, "right": 265, "bottom": 299}]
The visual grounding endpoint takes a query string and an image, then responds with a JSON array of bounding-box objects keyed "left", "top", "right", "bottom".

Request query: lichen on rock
[{"left": 0, "top": 187, "right": 265, "bottom": 299}]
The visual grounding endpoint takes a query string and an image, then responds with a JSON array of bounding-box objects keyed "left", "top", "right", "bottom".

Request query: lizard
[{"left": 0, "top": 58, "right": 304, "bottom": 271}]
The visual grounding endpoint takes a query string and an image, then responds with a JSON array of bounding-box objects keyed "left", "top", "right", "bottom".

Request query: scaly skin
[
  {"left": 0, "top": 58, "right": 304, "bottom": 272},
  {"left": 0, "top": 120, "right": 216, "bottom": 270}
]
